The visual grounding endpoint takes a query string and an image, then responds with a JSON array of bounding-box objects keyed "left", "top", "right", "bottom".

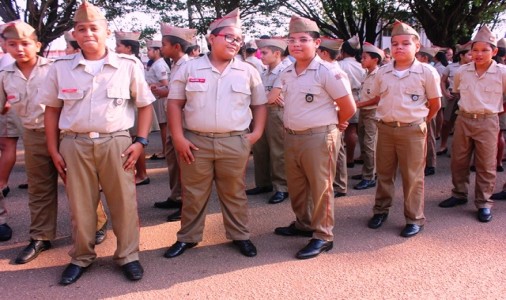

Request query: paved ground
[{"left": 1, "top": 132, "right": 506, "bottom": 299}]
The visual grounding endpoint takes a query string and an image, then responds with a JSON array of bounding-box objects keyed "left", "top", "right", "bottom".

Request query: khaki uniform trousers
[
  {"left": 332, "top": 135, "right": 347, "bottom": 193},
  {"left": 426, "top": 117, "right": 437, "bottom": 168},
  {"left": 357, "top": 109, "right": 377, "bottom": 179},
  {"left": 373, "top": 122, "right": 427, "bottom": 225},
  {"left": 0, "top": 191, "right": 6, "bottom": 225},
  {"left": 60, "top": 131, "right": 139, "bottom": 267},
  {"left": 451, "top": 115, "right": 499, "bottom": 208},
  {"left": 251, "top": 106, "right": 288, "bottom": 192},
  {"left": 165, "top": 135, "right": 182, "bottom": 200},
  {"left": 177, "top": 131, "right": 252, "bottom": 243},
  {"left": 285, "top": 126, "right": 339, "bottom": 241}
]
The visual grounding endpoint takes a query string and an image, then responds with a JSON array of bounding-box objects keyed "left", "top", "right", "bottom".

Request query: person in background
[
  {"left": 185, "top": 44, "right": 201, "bottom": 58},
  {"left": 439, "top": 26, "right": 506, "bottom": 223}
]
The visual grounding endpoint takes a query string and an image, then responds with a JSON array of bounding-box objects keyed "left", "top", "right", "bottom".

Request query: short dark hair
[
  {"left": 319, "top": 46, "right": 338, "bottom": 60},
  {"left": 119, "top": 40, "right": 140, "bottom": 59},
  {"left": 435, "top": 51, "right": 448, "bottom": 66},
  {"left": 162, "top": 35, "right": 191, "bottom": 53},
  {"left": 365, "top": 51, "right": 382, "bottom": 65},
  {"left": 185, "top": 44, "right": 200, "bottom": 55},
  {"left": 70, "top": 41, "right": 81, "bottom": 50}
]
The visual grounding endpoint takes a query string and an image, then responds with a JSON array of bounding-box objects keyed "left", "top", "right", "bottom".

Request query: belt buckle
[
  {"left": 208, "top": 132, "right": 215, "bottom": 137},
  {"left": 471, "top": 113, "right": 478, "bottom": 119},
  {"left": 395, "top": 121, "right": 401, "bottom": 128},
  {"left": 89, "top": 132, "right": 100, "bottom": 139}
]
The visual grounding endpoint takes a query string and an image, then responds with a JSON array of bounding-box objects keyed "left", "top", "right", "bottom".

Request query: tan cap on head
[
  {"left": 245, "top": 40, "right": 257, "bottom": 49},
  {"left": 419, "top": 46, "right": 441, "bottom": 57},
  {"left": 363, "top": 42, "right": 384, "bottom": 59},
  {"left": 455, "top": 41, "right": 472, "bottom": 53},
  {"left": 472, "top": 25, "right": 497, "bottom": 46},
  {"left": 73, "top": 0, "right": 106, "bottom": 23},
  {"left": 160, "top": 23, "right": 197, "bottom": 44},
  {"left": 209, "top": 8, "right": 241, "bottom": 32},
  {"left": 391, "top": 20, "right": 420, "bottom": 39},
  {"left": 289, "top": 15, "right": 319, "bottom": 34},
  {"left": 146, "top": 39, "right": 162, "bottom": 48},
  {"left": 64, "top": 31, "right": 76, "bottom": 42},
  {"left": 320, "top": 37, "right": 344, "bottom": 51},
  {"left": 115, "top": 31, "right": 141, "bottom": 42},
  {"left": 498, "top": 38, "right": 506, "bottom": 48},
  {"left": 255, "top": 38, "right": 287, "bottom": 51},
  {"left": 2, "top": 20, "right": 36, "bottom": 40},
  {"left": 346, "top": 35, "right": 360, "bottom": 50}
]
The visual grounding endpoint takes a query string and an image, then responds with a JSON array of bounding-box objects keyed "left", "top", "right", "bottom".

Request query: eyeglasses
[
  {"left": 286, "top": 38, "right": 314, "bottom": 45},
  {"left": 215, "top": 34, "right": 244, "bottom": 45}
]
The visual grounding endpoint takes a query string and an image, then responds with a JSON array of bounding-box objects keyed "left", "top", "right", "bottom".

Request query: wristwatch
[{"left": 133, "top": 136, "right": 149, "bottom": 147}]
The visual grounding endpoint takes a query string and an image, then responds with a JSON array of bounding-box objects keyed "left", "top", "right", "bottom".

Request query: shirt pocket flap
[
  {"left": 185, "top": 82, "right": 208, "bottom": 92},
  {"left": 58, "top": 89, "right": 85, "bottom": 100},
  {"left": 299, "top": 85, "right": 322, "bottom": 95},
  {"left": 484, "top": 85, "right": 502, "bottom": 93},
  {"left": 458, "top": 84, "right": 469, "bottom": 91},
  {"left": 231, "top": 83, "right": 252, "bottom": 95},
  {"left": 107, "top": 87, "right": 131, "bottom": 99},
  {"left": 6, "top": 93, "right": 21, "bottom": 103}
]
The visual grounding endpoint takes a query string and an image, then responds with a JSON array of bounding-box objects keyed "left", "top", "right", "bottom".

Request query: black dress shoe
[
  {"left": 232, "top": 240, "right": 257, "bottom": 257},
  {"left": 246, "top": 186, "right": 273, "bottom": 195},
  {"left": 346, "top": 162, "right": 355, "bottom": 168},
  {"left": 470, "top": 165, "right": 476, "bottom": 172},
  {"left": 167, "top": 208, "right": 182, "bottom": 222},
  {"left": 296, "top": 239, "right": 333, "bottom": 259},
  {"left": 354, "top": 159, "right": 364, "bottom": 164},
  {"left": 15, "top": 239, "right": 51, "bottom": 264},
  {"left": 438, "top": 196, "right": 467, "bottom": 208},
  {"left": 497, "top": 165, "right": 504, "bottom": 172},
  {"left": 400, "top": 224, "right": 423, "bottom": 237},
  {"left": 95, "top": 222, "right": 107, "bottom": 245},
  {"left": 334, "top": 191, "right": 346, "bottom": 198},
  {"left": 0, "top": 223, "right": 12, "bottom": 241},
  {"left": 1, "top": 186, "right": 10, "bottom": 197},
  {"left": 424, "top": 167, "right": 435, "bottom": 176},
  {"left": 274, "top": 222, "right": 313, "bottom": 237},
  {"left": 353, "top": 179, "right": 376, "bottom": 190},
  {"left": 351, "top": 174, "right": 363, "bottom": 180},
  {"left": 122, "top": 260, "right": 144, "bottom": 281},
  {"left": 368, "top": 213, "right": 388, "bottom": 229},
  {"left": 163, "top": 241, "right": 198, "bottom": 258},
  {"left": 436, "top": 148, "right": 448, "bottom": 156},
  {"left": 477, "top": 208, "right": 492, "bottom": 223},
  {"left": 18, "top": 183, "right": 28, "bottom": 189},
  {"left": 268, "top": 192, "right": 289, "bottom": 204},
  {"left": 491, "top": 191, "right": 506, "bottom": 200},
  {"left": 60, "top": 263, "right": 87, "bottom": 285},
  {"left": 154, "top": 197, "right": 182, "bottom": 209},
  {"left": 136, "top": 177, "right": 150, "bottom": 186}
]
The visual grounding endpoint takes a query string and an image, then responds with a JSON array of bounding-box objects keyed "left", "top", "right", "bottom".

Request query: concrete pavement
[{"left": 1, "top": 132, "right": 506, "bottom": 299}]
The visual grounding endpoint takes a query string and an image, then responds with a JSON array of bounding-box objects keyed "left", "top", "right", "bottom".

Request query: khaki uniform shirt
[
  {"left": 372, "top": 59, "right": 442, "bottom": 123},
  {"left": 0, "top": 56, "right": 52, "bottom": 129},
  {"left": 171, "top": 54, "right": 191, "bottom": 78},
  {"left": 168, "top": 55, "right": 267, "bottom": 132},
  {"left": 338, "top": 57, "right": 366, "bottom": 100},
  {"left": 442, "top": 62, "right": 461, "bottom": 92},
  {"left": 280, "top": 57, "right": 294, "bottom": 70},
  {"left": 455, "top": 61, "right": 506, "bottom": 114},
  {"left": 145, "top": 57, "right": 170, "bottom": 88},
  {"left": 39, "top": 52, "right": 155, "bottom": 133},
  {"left": 262, "top": 61, "right": 287, "bottom": 94},
  {"left": 273, "top": 55, "right": 352, "bottom": 131},
  {"left": 245, "top": 56, "right": 265, "bottom": 75},
  {"left": 433, "top": 62, "right": 446, "bottom": 76},
  {"left": 359, "top": 67, "right": 379, "bottom": 110}
]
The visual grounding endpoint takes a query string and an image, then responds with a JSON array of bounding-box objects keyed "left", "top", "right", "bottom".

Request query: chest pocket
[
  {"left": 6, "top": 93, "right": 21, "bottom": 104},
  {"left": 185, "top": 82, "right": 209, "bottom": 108},
  {"left": 404, "top": 87, "right": 426, "bottom": 102},
  {"left": 107, "top": 87, "right": 131, "bottom": 107},
  {"left": 231, "top": 83, "right": 251, "bottom": 108},
  {"left": 299, "top": 85, "right": 323, "bottom": 103},
  {"left": 58, "top": 89, "right": 85, "bottom": 101}
]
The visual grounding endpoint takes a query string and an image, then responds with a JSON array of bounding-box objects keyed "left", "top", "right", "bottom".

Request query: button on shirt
[
  {"left": 273, "top": 55, "right": 352, "bottom": 131},
  {"left": 39, "top": 52, "right": 155, "bottom": 133},
  {"left": 372, "top": 59, "right": 442, "bottom": 123},
  {"left": 0, "top": 56, "right": 52, "bottom": 129},
  {"left": 455, "top": 61, "right": 506, "bottom": 114},
  {"left": 168, "top": 55, "right": 267, "bottom": 133},
  {"left": 359, "top": 67, "right": 379, "bottom": 110}
]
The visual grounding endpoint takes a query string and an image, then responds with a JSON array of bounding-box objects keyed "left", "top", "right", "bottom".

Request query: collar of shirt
[
  {"left": 383, "top": 59, "right": 423, "bottom": 75},
  {"left": 174, "top": 54, "right": 190, "bottom": 68},
  {"left": 285, "top": 55, "right": 322, "bottom": 76},
  {"left": 463, "top": 60, "right": 499, "bottom": 74},
  {"left": 72, "top": 50, "right": 122, "bottom": 70},
  {"left": 198, "top": 54, "right": 248, "bottom": 73},
  {"left": 4, "top": 55, "right": 51, "bottom": 73}
]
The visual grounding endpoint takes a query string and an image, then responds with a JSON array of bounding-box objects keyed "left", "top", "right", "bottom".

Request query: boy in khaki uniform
[
  {"left": 165, "top": 9, "right": 267, "bottom": 259},
  {"left": 354, "top": 42, "right": 384, "bottom": 190},
  {"left": 272, "top": 16, "right": 355, "bottom": 259},
  {"left": 42, "top": 1, "right": 154, "bottom": 285},
  {"left": 247, "top": 37, "right": 290, "bottom": 204},
  {"left": 367, "top": 20, "right": 441, "bottom": 237},
  {"left": 439, "top": 26, "right": 506, "bottom": 222},
  {"left": 152, "top": 24, "right": 196, "bottom": 223}
]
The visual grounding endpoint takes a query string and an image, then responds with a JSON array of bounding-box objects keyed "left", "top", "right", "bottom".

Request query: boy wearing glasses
[
  {"left": 271, "top": 15, "right": 356, "bottom": 259},
  {"left": 165, "top": 8, "right": 267, "bottom": 258}
]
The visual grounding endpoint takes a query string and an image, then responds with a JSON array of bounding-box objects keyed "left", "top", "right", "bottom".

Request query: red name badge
[
  {"left": 189, "top": 78, "right": 206, "bottom": 83},
  {"left": 61, "top": 88, "right": 78, "bottom": 93},
  {"left": 7, "top": 95, "right": 16, "bottom": 100}
]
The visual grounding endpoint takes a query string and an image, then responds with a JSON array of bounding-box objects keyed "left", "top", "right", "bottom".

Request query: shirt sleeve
[
  {"left": 454, "top": 67, "right": 462, "bottom": 93},
  {"left": 167, "top": 62, "right": 188, "bottom": 100},
  {"left": 424, "top": 66, "right": 442, "bottom": 99},
  {"left": 249, "top": 65, "right": 267, "bottom": 106},
  {"left": 154, "top": 61, "right": 170, "bottom": 82},
  {"left": 130, "top": 60, "right": 156, "bottom": 108},
  {"left": 38, "top": 63, "right": 63, "bottom": 108},
  {"left": 322, "top": 64, "right": 352, "bottom": 100}
]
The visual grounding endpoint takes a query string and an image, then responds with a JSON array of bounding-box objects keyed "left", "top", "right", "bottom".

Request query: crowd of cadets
[{"left": 0, "top": 0, "right": 505, "bottom": 285}]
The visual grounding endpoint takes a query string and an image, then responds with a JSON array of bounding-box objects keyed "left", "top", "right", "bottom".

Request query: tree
[
  {"left": 0, "top": 0, "right": 78, "bottom": 54},
  {"left": 403, "top": 0, "right": 506, "bottom": 47}
]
